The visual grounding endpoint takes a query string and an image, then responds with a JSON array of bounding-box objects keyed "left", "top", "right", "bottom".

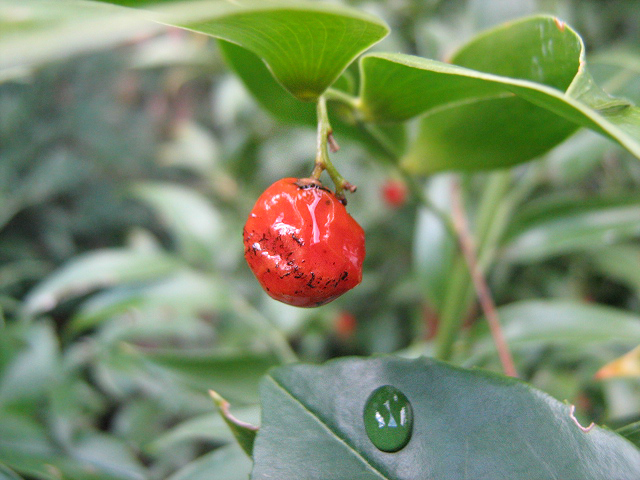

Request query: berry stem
[{"left": 312, "top": 95, "right": 354, "bottom": 200}]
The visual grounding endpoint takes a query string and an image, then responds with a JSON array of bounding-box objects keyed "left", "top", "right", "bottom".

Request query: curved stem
[
  {"left": 312, "top": 95, "right": 354, "bottom": 199},
  {"left": 324, "top": 88, "right": 359, "bottom": 109}
]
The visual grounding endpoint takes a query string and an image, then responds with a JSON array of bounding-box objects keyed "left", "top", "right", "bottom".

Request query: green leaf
[
  {"left": 218, "top": 39, "right": 406, "bottom": 159},
  {"left": 93, "top": 0, "right": 389, "bottom": 102},
  {"left": 179, "top": 0, "right": 388, "bottom": 101},
  {"left": 166, "top": 444, "right": 252, "bottom": 480},
  {"left": 132, "top": 183, "right": 225, "bottom": 265},
  {"left": 251, "top": 356, "right": 640, "bottom": 479},
  {"left": 356, "top": 16, "right": 640, "bottom": 173},
  {"left": 0, "top": 412, "right": 141, "bottom": 480},
  {"left": 501, "top": 194, "right": 640, "bottom": 263},
  {"left": 0, "top": 463, "right": 24, "bottom": 480},
  {"left": 137, "top": 349, "right": 280, "bottom": 403},
  {"left": 0, "top": 322, "right": 59, "bottom": 405},
  {"left": 470, "top": 300, "right": 640, "bottom": 363},
  {"left": 149, "top": 406, "right": 260, "bottom": 452},
  {"left": 218, "top": 39, "right": 316, "bottom": 125},
  {"left": 617, "top": 421, "right": 640, "bottom": 449},
  {"left": 4, "top": 0, "right": 388, "bottom": 100},
  {"left": 0, "top": 0, "right": 164, "bottom": 71},
  {"left": 588, "top": 244, "right": 640, "bottom": 292},
  {"left": 210, "top": 390, "right": 258, "bottom": 457},
  {"left": 69, "top": 271, "right": 229, "bottom": 335},
  {"left": 22, "top": 249, "right": 179, "bottom": 316}
]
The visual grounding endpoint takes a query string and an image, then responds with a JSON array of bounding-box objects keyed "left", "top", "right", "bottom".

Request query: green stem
[
  {"left": 312, "top": 95, "right": 353, "bottom": 198},
  {"left": 324, "top": 88, "right": 359, "bottom": 110}
]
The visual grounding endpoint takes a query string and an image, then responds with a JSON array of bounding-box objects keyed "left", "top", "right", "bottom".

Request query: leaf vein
[{"left": 266, "top": 375, "right": 390, "bottom": 480}]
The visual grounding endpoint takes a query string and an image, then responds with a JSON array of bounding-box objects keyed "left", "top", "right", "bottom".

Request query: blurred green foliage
[{"left": 1, "top": 0, "right": 640, "bottom": 478}]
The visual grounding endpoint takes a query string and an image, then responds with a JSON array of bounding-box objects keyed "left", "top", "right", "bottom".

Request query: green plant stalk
[
  {"left": 311, "top": 95, "right": 353, "bottom": 198},
  {"left": 434, "top": 171, "right": 513, "bottom": 361}
]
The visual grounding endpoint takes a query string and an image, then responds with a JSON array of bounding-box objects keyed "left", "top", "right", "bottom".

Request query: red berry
[
  {"left": 381, "top": 179, "right": 408, "bottom": 208},
  {"left": 335, "top": 311, "right": 357, "bottom": 339},
  {"left": 243, "top": 178, "right": 365, "bottom": 307}
]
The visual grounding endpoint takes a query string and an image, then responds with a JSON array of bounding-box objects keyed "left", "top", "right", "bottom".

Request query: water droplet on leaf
[{"left": 363, "top": 385, "right": 413, "bottom": 452}]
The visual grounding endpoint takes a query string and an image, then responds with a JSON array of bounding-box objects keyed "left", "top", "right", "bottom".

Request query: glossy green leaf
[
  {"left": 4, "top": 0, "right": 387, "bottom": 101},
  {"left": 22, "top": 249, "right": 179, "bottom": 316},
  {"left": 210, "top": 390, "right": 258, "bottom": 457},
  {"left": 501, "top": 194, "right": 640, "bottom": 262},
  {"left": 357, "top": 16, "right": 640, "bottom": 173},
  {"left": 470, "top": 300, "right": 640, "bottom": 363},
  {"left": 252, "top": 356, "right": 640, "bottom": 479}
]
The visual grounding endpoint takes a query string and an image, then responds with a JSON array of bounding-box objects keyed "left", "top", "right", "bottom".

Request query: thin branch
[{"left": 451, "top": 178, "right": 518, "bottom": 377}]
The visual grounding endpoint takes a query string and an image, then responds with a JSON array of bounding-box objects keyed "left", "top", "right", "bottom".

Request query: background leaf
[
  {"left": 166, "top": 444, "right": 252, "bottom": 480},
  {"left": 501, "top": 194, "right": 640, "bottom": 262},
  {"left": 137, "top": 349, "right": 280, "bottom": 404},
  {"left": 252, "top": 356, "right": 640, "bottom": 479},
  {"left": 22, "top": 249, "right": 179, "bottom": 317},
  {"left": 469, "top": 300, "right": 640, "bottom": 363}
]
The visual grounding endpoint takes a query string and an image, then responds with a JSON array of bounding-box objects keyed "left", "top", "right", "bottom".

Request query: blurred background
[{"left": 1, "top": 0, "right": 640, "bottom": 478}]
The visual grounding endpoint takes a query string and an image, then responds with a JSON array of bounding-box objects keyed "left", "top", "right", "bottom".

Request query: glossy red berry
[{"left": 243, "top": 178, "right": 365, "bottom": 307}]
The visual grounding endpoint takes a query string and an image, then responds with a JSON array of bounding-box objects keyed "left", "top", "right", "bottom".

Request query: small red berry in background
[
  {"left": 334, "top": 311, "right": 357, "bottom": 340},
  {"left": 381, "top": 178, "right": 408, "bottom": 209},
  {"left": 243, "top": 178, "right": 365, "bottom": 307}
]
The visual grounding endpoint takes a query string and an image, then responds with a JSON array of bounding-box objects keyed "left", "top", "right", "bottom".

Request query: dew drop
[{"left": 363, "top": 385, "right": 413, "bottom": 452}]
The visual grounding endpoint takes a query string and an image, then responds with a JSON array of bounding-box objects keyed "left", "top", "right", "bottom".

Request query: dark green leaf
[{"left": 252, "top": 356, "right": 640, "bottom": 479}]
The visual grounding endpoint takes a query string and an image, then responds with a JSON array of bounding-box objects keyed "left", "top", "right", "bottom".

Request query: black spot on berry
[{"left": 306, "top": 272, "right": 316, "bottom": 288}]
